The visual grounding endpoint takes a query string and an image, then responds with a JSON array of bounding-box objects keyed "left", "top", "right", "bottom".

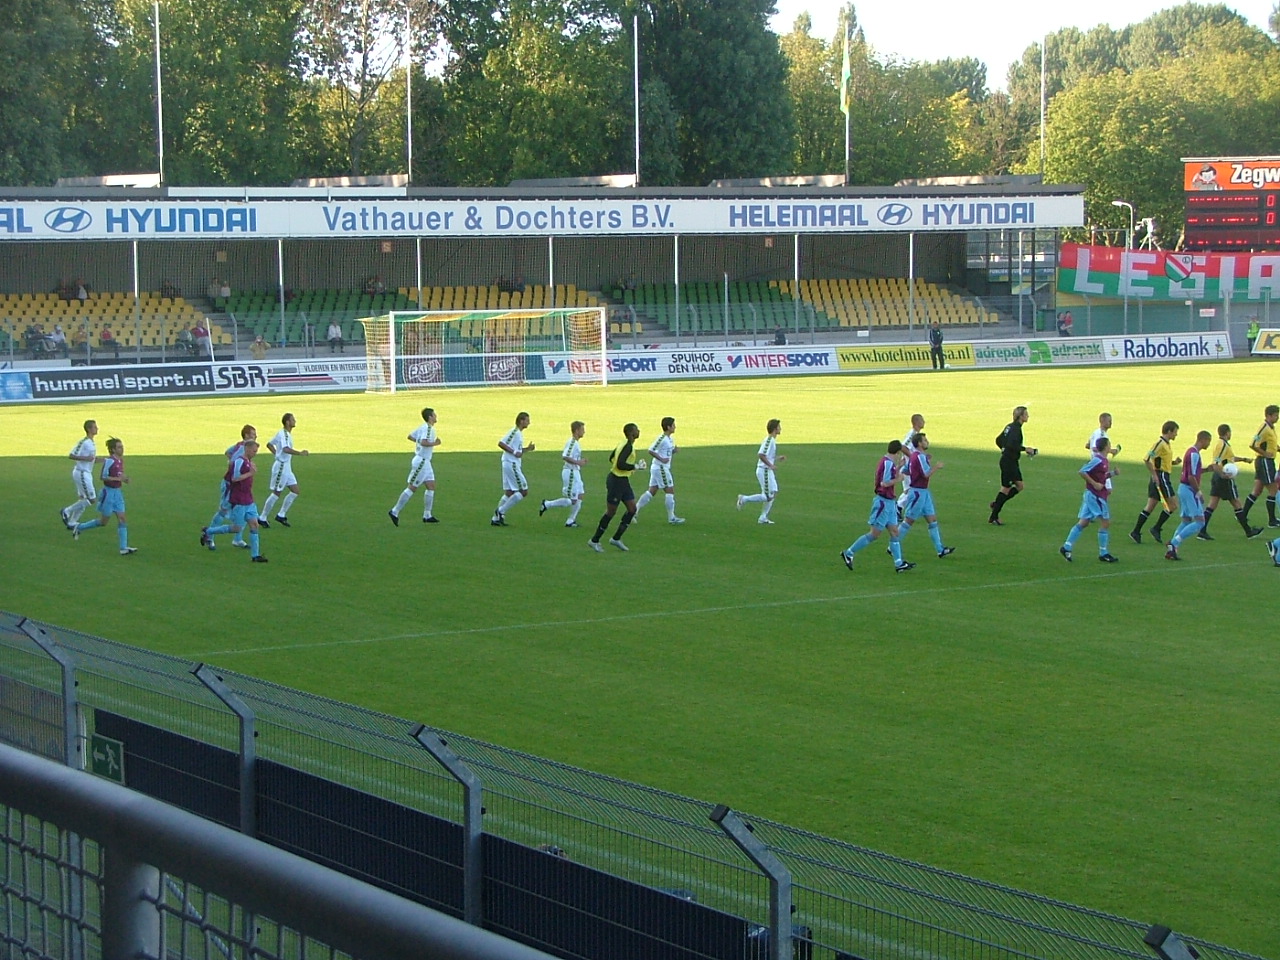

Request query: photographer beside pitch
[{"left": 988, "top": 406, "right": 1037, "bottom": 525}]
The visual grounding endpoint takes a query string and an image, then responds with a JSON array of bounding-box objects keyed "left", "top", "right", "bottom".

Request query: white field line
[{"left": 194, "top": 560, "right": 1254, "bottom": 658}]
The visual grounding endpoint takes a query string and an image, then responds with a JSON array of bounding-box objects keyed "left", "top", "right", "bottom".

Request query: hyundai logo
[
  {"left": 877, "top": 203, "right": 912, "bottom": 226},
  {"left": 45, "top": 207, "right": 93, "bottom": 233}
]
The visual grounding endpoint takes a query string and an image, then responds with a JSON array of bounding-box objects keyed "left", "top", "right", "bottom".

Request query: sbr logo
[
  {"left": 727, "top": 355, "right": 743, "bottom": 368},
  {"left": 45, "top": 207, "right": 93, "bottom": 233},
  {"left": 547, "top": 360, "right": 566, "bottom": 374}
]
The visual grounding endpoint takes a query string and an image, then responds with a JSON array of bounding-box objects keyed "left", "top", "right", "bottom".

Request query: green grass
[{"left": 1, "top": 363, "right": 1277, "bottom": 954}]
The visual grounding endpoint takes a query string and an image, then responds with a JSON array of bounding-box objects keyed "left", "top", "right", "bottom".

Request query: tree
[
  {"left": 299, "top": 0, "right": 440, "bottom": 176},
  {"left": 640, "top": 0, "right": 794, "bottom": 184},
  {"left": 779, "top": 13, "right": 842, "bottom": 175},
  {"left": 0, "top": 0, "right": 99, "bottom": 184},
  {"left": 440, "top": 0, "right": 630, "bottom": 185}
]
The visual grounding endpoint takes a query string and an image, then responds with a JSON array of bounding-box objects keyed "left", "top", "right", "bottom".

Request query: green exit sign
[{"left": 89, "top": 733, "right": 125, "bottom": 784}]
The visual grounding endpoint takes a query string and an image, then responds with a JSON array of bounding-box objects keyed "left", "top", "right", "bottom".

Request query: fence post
[
  {"left": 18, "top": 619, "right": 79, "bottom": 768},
  {"left": 414, "top": 725, "right": 484, "bottom": 927},
  {"left": 191, "top": 664, "right": 257, "bottom": 838},
  {"left": 102, "top": 851, "right": 162, "bottom": 960},
  {"left": 18, "top": 617, "right": 86, "bottom": 960},
  {"left": 710, "top": 804, "right": 792, "bottom": 960}
]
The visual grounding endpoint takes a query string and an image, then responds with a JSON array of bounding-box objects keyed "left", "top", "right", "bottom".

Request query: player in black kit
[{"left": 989, "top": 406, "right": 1037, "bottom": 525}]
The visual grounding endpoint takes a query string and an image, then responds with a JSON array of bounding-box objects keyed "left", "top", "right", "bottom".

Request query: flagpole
[
  {"left": 840, "top": 25, "right": 851, "bottom": 184},
  {"left": 633, "top": 13, "right": 641, "bottom": 185},
  {"left": 153, "top": 0, "right": 164, "bottom": 185}
]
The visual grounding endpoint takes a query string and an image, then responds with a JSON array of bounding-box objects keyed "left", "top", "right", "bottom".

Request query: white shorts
[
  {"left": 562, "top": 467, "right": 584, "bottom": 500},
  {"left": 649, "top": 461, "right": 674, "bottom": 490},
  {"left": 756, "top": 465, "right": 776, "bottom": 499},
  {"left": 502, "top": 460, "right": 528, "bottom": 493},
  {"left": 72, "top": 468, "right": 95, "bottom": 501},
  {"left": 407, "top": 456, "right": 435, "bottom": 487},
  {"left": 269, "top": 461, "right": 297, "bottom": 492}
]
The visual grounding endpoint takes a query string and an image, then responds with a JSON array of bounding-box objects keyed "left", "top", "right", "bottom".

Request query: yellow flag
[{"left": 840, "top": 30, "right": 851, "bottom": 116}]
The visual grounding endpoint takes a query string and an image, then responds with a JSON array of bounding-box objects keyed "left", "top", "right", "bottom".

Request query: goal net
[{"left": 359, "top": 308, "right": 607, "bottom": 393}]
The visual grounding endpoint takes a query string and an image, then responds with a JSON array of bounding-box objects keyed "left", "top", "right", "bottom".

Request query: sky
[{"left": 769, "top": 0, "right": 1277, "bottom": 89}]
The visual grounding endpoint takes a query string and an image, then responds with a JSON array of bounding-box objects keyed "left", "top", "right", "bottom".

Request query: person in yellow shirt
[
  {"left": 1199, "top": 424, "right": 1261, "bottom": 540},
  {"left": 588, "top": 423, "right": 644, "bottom": 553},
  {"left": 1129, "top": 421, "right": 1179, "bottom": 545},
  {"left": 1242, "top": 404, "right": 1279, "bottom": 528}
]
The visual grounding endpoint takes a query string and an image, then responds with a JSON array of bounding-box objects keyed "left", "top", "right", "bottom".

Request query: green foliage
[
  {"left": 1036, "top": 23, "right": 1280, "bottom": 242},
  {"left": 641, "top": 0, "right": 794, "bottom": 183},
  {"left": 441, "top": 0, "right": 631, "bottom": 185},
  {"left": 3, "top": 364, "right": 1279, "bottom": 954},
  {"left": 0, "top": 0, "right": 98, "bottom": 184}
]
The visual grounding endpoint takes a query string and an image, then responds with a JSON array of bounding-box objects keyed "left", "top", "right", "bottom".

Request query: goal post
[{"left": 358, "top": 308, "right": 607, "bottom": 392}]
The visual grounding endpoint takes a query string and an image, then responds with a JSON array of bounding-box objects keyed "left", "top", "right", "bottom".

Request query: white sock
[
  {"left": 279, "top": 492, "right": 297, "bottom": 517},
  {"left": 393, "top": 489, "right": 413, "bottom": 515},
  {"left": 635, "top": 490, "right": 653, "bottom": 511},
  {"left": 423, "top": 489, "right": 434, "bottom": 518},
  {"left": 501, "top": 491, "right": 524, "bottom": 514},
  {"left": 495, "top": 496, "right": 509, "bottom": 514},
  {"left": 71, "top": 498, "right": 92, "bottom": 521},
  {"left": 742, "top": 493, "right": 768, "bottom": 503},
  {"left": 665, "top": 493, "right": 676, "bottom": 519},
  {"left": 262, "top": 493, "right": 279, "bottom": 518},
  {"left": 760, "top": 497, "right": 775, "bottom": 519},
  {"left": 567, "top": 500, "right": 583, "bottom": 523},
  {"left": 545, "top": 497, "right": 572, "bottom": 509}
]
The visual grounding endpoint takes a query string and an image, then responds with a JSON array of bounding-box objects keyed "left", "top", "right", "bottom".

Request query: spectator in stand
[
  {"left": 1057, "top": 310, "right": 1074, "bottom": 337},
  {"left": 192, "top": 319, "right": 212, "bottom": 357},
  {"left": 71, "top": 324, "right": 89, "bottom": 360},
  {"left": 327, "top": 320, "right": 345, "bottom": 353},
  {"left": 160, "top": 279, "right": 179, "bottom": 299},
  {"left": 49, "top": 324, "right": 68, "bottom": 358},
  {"left": 75, "top": 279, "right": 90, "bottom": 304},
  {"left": 100, "top": 324, "right": 120, "bottom": 359},
  {"left": 218, "top": 279, "right": 231, "bottom": 305},
  {"left": 176, "top": 324, "right": 195, "bottom": 354},
  {"left": 364, "top": 275, "right": 386, "bottom": 295},
  {"left": 207, "top": 278, "right": 221, "bottom": 301},
  {"left": 250, "top": 335, "right": 271, "bottom": 361},
  {"left": 773, "top": 327, "right": 787, "bottom": 346}
]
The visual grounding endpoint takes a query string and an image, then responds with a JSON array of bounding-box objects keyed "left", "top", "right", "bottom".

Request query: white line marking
[{"left": 193, "top": 559, "right": 1256, "bottom": 659}]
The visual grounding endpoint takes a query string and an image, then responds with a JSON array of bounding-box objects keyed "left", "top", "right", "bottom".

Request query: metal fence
[
  {"left": 0, "top": 611, "right": 1265, "bottom": 960},
  {"left": 0, "top": 743, "right": 558, "bottom": 960}
]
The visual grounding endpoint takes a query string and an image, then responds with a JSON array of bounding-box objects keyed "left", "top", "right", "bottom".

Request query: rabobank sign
[{"left": 1114, "top": 334, "right": 1228, "bottom": 361}]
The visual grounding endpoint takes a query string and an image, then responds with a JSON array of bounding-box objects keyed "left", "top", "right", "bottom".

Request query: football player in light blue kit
[
  {"left": 1060, "top": 436, "right": 1119, "bottom": 563},
  {"left": 71, "top": 437, "right": 137, "bottom": 555},
  {"left": 840, "top": 440, "right": 914, "bottom": 573},
  {"left": 1165, "top": 430, "right": 1212, "bottom": 561},
  {"left": 202, "top": 441, "right": 268, "bottom": 562},
  {"left": 896, "top": 432, "right": 955, "bottom": 559},
  {"left": 206, "top": 424, "right": 255, "bottom": 549}
]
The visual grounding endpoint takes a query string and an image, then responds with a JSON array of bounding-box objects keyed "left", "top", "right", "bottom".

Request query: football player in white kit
[
  {"left": 260, "top": 412, "right": 308, "bottom": 528},
  {"left": 1086, "top": 412, "right": 1121, "bottom": 458},
  {"left": 61, "top": 419, "right": 100, "bottom": 529},
  {"left": 896, "top": 413, "right": 925, "bottom": 517},
  {"left": 634, "top": 416, "right": 684, "bottom": 524},
  {"left": 492, "top": 412, "right": 535, "bottom": 525},
  {"left": 389, "top": 407, "right": 441, "bottom": 525},
  {"left": 540, "top": 421, "right": 588, "bottom": 527},
  {"left": 736, "top": 419, "right": 785, "bottom": 523}
]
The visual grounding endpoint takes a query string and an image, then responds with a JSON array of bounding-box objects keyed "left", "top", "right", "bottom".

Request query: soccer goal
[{"left": 358, "top": 307, "right": 607, "bottom": 392}]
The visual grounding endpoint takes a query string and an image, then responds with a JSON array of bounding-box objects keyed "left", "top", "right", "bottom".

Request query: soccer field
[{"left": 2, "top": 362, "right": 1277, "bottom": 955}]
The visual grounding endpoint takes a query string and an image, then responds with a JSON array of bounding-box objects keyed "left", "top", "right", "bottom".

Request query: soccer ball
[{"left": 1222, "top": 462, "right": 1239, "bottom": 478}]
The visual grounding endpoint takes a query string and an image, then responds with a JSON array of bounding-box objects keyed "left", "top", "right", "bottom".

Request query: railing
[
  {"left": 0, "top": 743, "right": 557, "bottom": 960},
  {"left": 0, "top": 612, "right": 1264, "bottom": 960}
]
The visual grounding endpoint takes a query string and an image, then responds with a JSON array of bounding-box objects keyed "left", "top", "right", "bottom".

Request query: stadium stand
[
  {"left": 0, "top": 291, "right": 227, "bottom": 356},
  {"left": 231, "top": 285, "right": 602, "bottom": 347},
  {"left": 602, "top": 278, "right": 996, "bottom": 336}
]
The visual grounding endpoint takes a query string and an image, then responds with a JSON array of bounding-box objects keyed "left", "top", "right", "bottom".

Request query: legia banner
[{"left": 1059, "top": 243, "right": 1280, "bottom": 301}]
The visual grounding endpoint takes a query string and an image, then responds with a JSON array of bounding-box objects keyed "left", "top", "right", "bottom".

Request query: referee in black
[
  {"left": 590, "top": 423, "right": 642, "bottom": 552},
  {"left": 989, "top": 405, "right": 1036, "bottom": 525}
]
